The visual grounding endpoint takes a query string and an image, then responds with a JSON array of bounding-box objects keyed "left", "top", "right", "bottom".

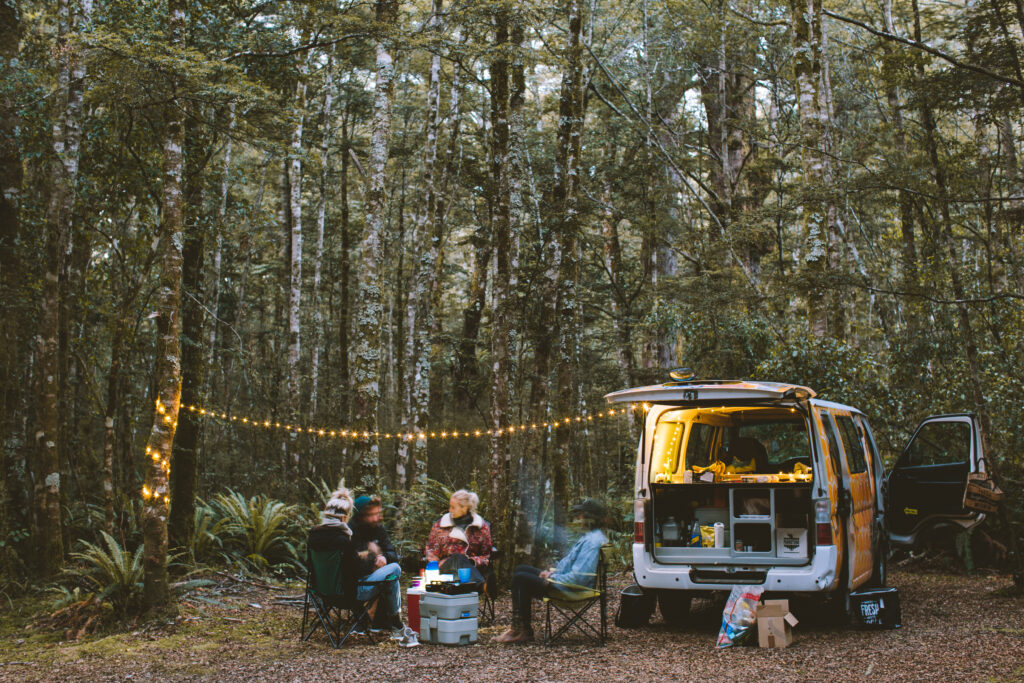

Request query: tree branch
[{"left": 823, "top": 8, "right": 1024, "bottom": 88}]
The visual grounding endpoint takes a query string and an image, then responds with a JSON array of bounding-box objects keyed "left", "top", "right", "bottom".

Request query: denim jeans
[{"left": 356, "top": 562, "right": 402, "bottom": 620}]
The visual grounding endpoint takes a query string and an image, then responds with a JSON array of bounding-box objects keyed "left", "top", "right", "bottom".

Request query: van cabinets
[{"left": 651, "top": 483, "right": 812, "bottom": 565}]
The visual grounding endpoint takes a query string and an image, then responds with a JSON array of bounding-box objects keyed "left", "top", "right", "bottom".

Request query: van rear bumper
[{"left": 632, "top": 543, "right": 839, "bottom": 593}]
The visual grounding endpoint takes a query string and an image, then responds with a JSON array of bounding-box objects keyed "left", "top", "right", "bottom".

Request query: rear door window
[{"left": 836, "top": 415, "right": 868, "bottom": 474}]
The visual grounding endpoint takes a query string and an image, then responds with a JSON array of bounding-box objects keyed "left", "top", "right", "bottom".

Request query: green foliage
[
  {"left": 208, "top": 490, "right": 303, "bottom": 574},
  {"left": 388, "top": 477, "right": 453, "bottom": 559},
  {"left": 189, "top": 499, "right": 228, "bottom": 567},
  {"left": 67, "top": 532, "right": 144, "bottom": 615}
]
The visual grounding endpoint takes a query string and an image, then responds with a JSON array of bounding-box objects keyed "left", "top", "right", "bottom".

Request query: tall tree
[
  {"left": 350, "top": 0, "right": 398, "bottom": 491},
  {"left": 34, "top": 0, "right": 90, "bottom": 576},
  {"left": 141, "top": 0, "right": 186, "bottom": 612},
  {"left": 551, "top": 0, "right": 587, "bottom": 548},
  {"left": 489, "top": 4, "right": 513, "bottom": 543}
]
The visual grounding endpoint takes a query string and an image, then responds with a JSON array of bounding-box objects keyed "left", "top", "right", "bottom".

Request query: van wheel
[{"left": 658, "top": 591, "right": 692, "bottom": 625}]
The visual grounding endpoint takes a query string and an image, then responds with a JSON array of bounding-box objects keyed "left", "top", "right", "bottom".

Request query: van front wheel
[{"left": 658, "top": 591, "right": 692, "bottom": 625}]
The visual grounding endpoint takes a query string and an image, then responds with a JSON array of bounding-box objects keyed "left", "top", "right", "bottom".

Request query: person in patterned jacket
[{"left": 424, "top": 489, "right": 492, "bottom": 583}]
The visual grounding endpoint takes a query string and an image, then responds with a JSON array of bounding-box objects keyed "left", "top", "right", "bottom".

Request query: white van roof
[{"left": 604, "top": 380, "right": 817, "bottom": 404}]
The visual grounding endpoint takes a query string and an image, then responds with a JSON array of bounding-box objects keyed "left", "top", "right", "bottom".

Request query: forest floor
[{"left": 1, "top": 568, "right": 1021, "bottom": 682}]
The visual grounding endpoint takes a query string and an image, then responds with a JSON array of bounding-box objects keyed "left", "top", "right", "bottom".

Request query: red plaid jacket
[{"left": 424, "top": 513, "right": 492, "bottom": 567}]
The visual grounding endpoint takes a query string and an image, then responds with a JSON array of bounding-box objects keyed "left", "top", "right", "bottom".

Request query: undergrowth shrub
[{"left": 209, "top": 489, "right": 303, "bottom": 574}]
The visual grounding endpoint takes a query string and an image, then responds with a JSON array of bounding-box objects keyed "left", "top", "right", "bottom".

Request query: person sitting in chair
[
  {"left": 424, "top": 489, "right": 492, "bottom": 584},
  {"left": 307, "top": 487, "right": 355, "bottom": 559},
  {"left": 494, "top": 498, "right": 608, "bottom": 644},
  {"left": 350, "top": 494, "right": 417, "bottom": 646}
]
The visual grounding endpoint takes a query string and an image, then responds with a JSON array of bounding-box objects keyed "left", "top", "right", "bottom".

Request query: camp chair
[
  {"left": 300, "top": 547, "right": 400, "bottom": 648},
  {"left": 542, "top": 545, "right": 612, "bottom": 646},
  {"left": 479, "top": 545, "right": 502, "bottom": 625}
]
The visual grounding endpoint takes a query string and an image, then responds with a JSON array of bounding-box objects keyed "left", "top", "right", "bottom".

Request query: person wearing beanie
[
  {"left": 349, "top": 493, "right": 416, "bottom": 645},
  {"left": 494, "top": 498, "right": 608, "bottom": 644}
]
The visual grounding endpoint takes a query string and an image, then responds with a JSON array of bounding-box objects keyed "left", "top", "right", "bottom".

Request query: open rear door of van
[{"left": 887, "top": 414, "right": 987, "bottom": 547}]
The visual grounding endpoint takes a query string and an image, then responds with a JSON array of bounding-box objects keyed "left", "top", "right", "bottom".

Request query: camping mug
[{"left": 458, "top": 567, "right": 472, "bottom": 583}]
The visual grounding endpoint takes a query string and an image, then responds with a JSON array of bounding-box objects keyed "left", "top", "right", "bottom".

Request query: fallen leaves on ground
[{"left": 2, "top": 569, "right": 1022, "bottom": 682}]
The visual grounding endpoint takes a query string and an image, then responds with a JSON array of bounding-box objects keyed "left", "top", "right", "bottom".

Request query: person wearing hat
[
  {"left": 494, "top": 498, "right": 608, "bottom": 644},
  {"left": 348, "top": 494, "right": 419, "bottom": 644}
]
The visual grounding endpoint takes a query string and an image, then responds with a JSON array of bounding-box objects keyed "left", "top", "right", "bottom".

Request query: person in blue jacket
[{"left": 495, "top": 498, "right": 608, "bottom": 643}]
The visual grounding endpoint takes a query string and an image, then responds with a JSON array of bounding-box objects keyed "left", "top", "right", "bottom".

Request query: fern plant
[
  {"left": 190, "top": 498, "right": 228, "bottom": 566},
  {"left": 68, "top": 531, "right": 143, "bottom": 615},
  {"left": 210, "top": 489, "right": 302, "bottom": 573}
]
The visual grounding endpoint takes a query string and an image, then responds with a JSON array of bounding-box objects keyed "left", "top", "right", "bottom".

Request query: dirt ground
[{"left": 2, "top": 569, "right": 1022, "bottom": 682}]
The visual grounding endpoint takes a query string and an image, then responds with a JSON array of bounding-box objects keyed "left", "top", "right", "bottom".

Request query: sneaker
[
  {"left": 390, "top": 626, "right": 406, "bottom": 640},
  {"left": 399, "top": 629, "right": 420, "bottom": 648}
]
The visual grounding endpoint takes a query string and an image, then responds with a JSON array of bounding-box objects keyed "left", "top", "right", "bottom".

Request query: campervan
[{"left": 607, "top": 374, "right": 988, "bottom": 619}]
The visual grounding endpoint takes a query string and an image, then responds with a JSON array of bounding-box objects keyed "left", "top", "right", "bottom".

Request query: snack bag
[
  {"left": 700, "top": 525, "right": 715, "bottom": 548},
  {"left": 715, "top": 584, "right": 764, "bottom": 648}
]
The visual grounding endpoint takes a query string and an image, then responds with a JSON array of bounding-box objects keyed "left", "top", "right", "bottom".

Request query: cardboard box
[
  {"left": 757, "top": 599, "right": 799, "bottom": 648},
  {"left": 775, "top": 528, "right": 808, "bottom": 558}
]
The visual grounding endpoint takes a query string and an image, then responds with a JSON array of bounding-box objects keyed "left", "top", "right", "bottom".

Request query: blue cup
[{"left": 458, "top": 567, "right": 472, "bottom": 584}]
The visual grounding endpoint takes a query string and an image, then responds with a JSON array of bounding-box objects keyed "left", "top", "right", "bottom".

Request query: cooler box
[
  {"left": 419, "top": 615, "right": 478, "bottom": 645},
  {"left": 419, "top": 591, "right": 479, "bottom": 620},
  {"left": 850, "top": 587, "right": 901, "bottom": 629}
]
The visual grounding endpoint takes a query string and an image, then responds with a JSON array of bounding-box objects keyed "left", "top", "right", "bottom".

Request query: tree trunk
[
  {"left": 285, "top": 50, "right": 309, "bottom": 475},
  {"left": 551, "top": 0, "right": 586, "bottom": 550},
  {"left": 168, "top": 117, "right": 207, "bottom": 554},
  {"left": 0, "top": 0, "right": 22, "bottom": 575},
  {"left": 338, "top": 111, "right": 351, "bottom": 425},
  {"left": 400, "top": 0, "right": 444, "bottom": 490},
  {"left": 350, "top": 0, "right": 397, "bottom": 491},
  {"left": 489, "top": 6, "right": 513, "bottom": 545},
  {"left": 310, "top": 56, "right": 333, "bottom": 419},
  {"left": 34, "top": 0, "right": 90, "bottom": 577},
  {"left": 206, "top": 103, "right": 234, "bottom": 403},
  {"left": 790, "top": 0, "right": 831, "bottom": 337},
  {"left": 141, "top": 0, "right": 186, "bottom": 613}
]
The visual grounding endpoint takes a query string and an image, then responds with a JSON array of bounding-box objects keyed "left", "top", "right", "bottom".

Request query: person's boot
[{"left": 505, "top": 625, "right": 534, "bottom": 643}]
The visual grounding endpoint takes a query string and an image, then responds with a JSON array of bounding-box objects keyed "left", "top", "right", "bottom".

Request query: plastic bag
[{"left": 715, "top": 584, "right": 764, "bottom": 648}]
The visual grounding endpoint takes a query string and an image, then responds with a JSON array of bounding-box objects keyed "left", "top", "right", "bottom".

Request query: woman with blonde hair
[{"left": 424, "top": 489, "right": 492, "bottom": 583}]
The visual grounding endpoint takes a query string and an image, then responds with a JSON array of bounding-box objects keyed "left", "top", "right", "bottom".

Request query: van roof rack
[{"left": 604, "top": 380, "right": 816, "bottom": 404}]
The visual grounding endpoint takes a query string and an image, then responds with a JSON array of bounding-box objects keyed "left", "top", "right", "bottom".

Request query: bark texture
[
  {"left": 142, "top": 0, "right": 186, "bottom": 612},
  {"left": 350, "top": 0, "right": 397, "bottom": 491}
]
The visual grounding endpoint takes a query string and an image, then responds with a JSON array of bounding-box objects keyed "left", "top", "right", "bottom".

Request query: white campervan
[{"left": 607, "top": 373, "right": 988, "bottom": 620}]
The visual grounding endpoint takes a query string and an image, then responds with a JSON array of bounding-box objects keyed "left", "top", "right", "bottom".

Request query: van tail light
[
  {"left": 815, "top": 499, "right": 834, "bottom": 546},
  {"left": 634, "top": 498, "right": 646, "bottom": 543}
]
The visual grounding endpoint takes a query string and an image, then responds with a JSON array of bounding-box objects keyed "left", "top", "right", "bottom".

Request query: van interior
[{"left": 648, "top": 407, "right": 815, "bottom": 565}]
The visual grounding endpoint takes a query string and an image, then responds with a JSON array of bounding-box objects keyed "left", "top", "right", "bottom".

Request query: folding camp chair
[
  {"left": 542, "top": 545, "right": 612, "bottom": 646},
  {"left": 479, "top": 545, "right": 501, "bottom": 625},
  {"left": 300, "top": 547, "right": 400, "bottom": 648}
]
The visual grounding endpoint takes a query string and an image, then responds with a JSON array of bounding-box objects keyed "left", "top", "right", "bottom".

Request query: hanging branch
[{"left": 822, "top": 8, "right": 1024, "bottom": 88}]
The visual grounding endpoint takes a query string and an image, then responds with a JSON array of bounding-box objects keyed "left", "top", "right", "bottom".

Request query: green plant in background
[
  {"left": 67, "top": 531, "right": 143, "bottom": 615},
  {"left": 210, "top": 489, "right": 303, "bottom": 573},
  {"left": 388, "top": 477, "right": 453, "bottom": 560},
  {"left": 190, "top": 499, "right": 228, "bottom": 566}
]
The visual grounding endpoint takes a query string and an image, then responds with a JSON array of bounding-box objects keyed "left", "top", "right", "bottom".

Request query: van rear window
[{"left": 649, "top": 407, "right": 811, "bottom": 483}]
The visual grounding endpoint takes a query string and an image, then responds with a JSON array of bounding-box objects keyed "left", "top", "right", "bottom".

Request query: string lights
[{"left": 176, "top": 402, "right": 637, "bottom": 441}]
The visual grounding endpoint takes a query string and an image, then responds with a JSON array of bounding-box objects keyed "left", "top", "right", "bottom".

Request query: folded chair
[
  {"left": 542, "top": 545, "right": 612, "bottom": 646},
  {"left": 300, "top": 547, "right": 400, "bottom": 648}
]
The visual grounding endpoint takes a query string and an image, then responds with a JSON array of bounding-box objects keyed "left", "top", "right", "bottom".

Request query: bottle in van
[{"left": 662, "top": 516, "right": 680, "bottom": 545}]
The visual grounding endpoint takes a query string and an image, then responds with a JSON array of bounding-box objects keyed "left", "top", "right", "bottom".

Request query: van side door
[{"left": 887, "top": 414, "right": 986, "bottom": 547}]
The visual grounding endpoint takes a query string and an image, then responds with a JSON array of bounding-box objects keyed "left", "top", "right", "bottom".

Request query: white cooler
[{"left": 418, "top": 591, "right": 479, "bottom": 645}]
